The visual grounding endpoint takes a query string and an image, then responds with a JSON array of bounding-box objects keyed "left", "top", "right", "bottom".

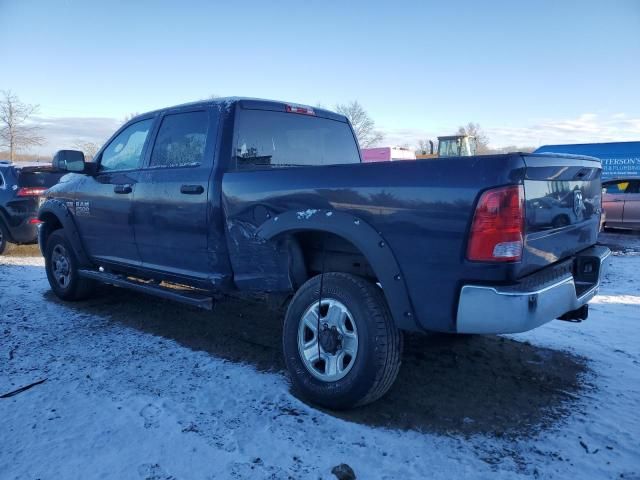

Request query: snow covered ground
[{"left": 1, "top": 237, "right": 639, "bottom": 479}]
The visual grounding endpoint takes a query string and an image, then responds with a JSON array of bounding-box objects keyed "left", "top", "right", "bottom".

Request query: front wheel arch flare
[
  {"left": 257, "top": 209, "right": 418, "bottom": 331},
  {"left": 38, "top": 199, "right": 92, "bottom": 268}
]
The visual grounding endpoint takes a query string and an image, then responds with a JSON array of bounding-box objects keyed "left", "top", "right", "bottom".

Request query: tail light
[
  {"left": 17, "top": 187, "right": 47, "bottom": 197},
  {"left": 467, "top": 185, "right": 524, "bottom": 262}
]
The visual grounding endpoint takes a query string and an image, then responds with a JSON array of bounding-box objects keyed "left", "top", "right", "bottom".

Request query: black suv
[{"left": 0, "top": 161, "right": 64, "bottom": 254}]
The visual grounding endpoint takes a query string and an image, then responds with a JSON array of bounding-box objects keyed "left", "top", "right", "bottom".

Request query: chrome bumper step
[{"left": 456, "top": 245, "right": 611, "bottom": 334}]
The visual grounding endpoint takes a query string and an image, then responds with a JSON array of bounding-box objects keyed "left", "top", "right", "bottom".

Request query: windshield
[
  {"left": 438, "top": 137, "right": 477, "bottom": 157},
  {"left": 438, "top": 139, "right": 460, "bottom": 157}
]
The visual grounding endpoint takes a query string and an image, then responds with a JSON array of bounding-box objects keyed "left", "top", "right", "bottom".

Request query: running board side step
[{"left": 78, "top": 270, "right": 214, "bottom": 310}]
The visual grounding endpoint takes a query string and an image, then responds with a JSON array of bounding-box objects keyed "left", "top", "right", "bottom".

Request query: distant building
[{"left": 361, "top": 146, "right": 416, "bottom": 163}]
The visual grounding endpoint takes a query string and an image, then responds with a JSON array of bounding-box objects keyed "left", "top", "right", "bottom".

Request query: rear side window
[
  {"left": 234, "top": 110, "right": 360, "bottom": 170},
  {"left": 150, "top": 111, "right": 209, "bottom": 168},
  {"left": 100, "top": 119, "right": 153, "bottom": 172}
]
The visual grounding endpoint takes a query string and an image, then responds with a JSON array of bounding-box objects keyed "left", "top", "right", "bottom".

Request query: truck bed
[{"left": 222, "top": 152, "right": 602, "bottom": 332}]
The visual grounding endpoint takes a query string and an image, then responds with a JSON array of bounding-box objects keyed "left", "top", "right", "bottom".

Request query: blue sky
[{"left": 1, "top": 0, "right": 639, "bottom": 152}]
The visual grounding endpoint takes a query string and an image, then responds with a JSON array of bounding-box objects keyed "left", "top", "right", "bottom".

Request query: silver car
[{"left": 603, "top": 178, "right": 640, "bottom": 230}]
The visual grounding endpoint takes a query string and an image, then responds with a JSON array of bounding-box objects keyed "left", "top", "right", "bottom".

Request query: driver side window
[{"left": 100, "top": 119, "right": 153, "bottom": 171}]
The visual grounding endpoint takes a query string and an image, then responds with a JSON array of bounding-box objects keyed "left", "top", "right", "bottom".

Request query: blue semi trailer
[{"left": 534, "top": 141, "right": 640, "bottom": 180}]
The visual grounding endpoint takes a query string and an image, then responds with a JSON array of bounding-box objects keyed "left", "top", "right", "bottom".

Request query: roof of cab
[{"left": 129, "top": 97, "right": 348, "bottom": 123}]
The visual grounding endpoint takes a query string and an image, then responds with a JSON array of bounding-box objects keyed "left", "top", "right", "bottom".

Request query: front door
[
  {"left": 73, "top": 118, "right": 155, "bottom": 265},
  {"left": 132, "top": 109, "right": 223, "bottom": 283}
]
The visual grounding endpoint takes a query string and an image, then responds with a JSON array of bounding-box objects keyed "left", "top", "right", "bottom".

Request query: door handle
[
  {"left": 180, "top": 184, "right": 204, "bottom": 195},
  {"left": 114, "top": 184, "right": 132, "bottom": 194}
]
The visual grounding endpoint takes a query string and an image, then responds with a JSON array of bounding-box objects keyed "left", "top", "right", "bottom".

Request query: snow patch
[{"left": 296, "top": 209, "right": 318, "bottom": 220}]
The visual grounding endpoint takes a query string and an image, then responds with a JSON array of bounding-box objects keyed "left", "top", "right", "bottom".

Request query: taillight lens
[
  {"left": 17, "top": 187, "right": 47, "bottom": 197},
  {"left": 467, "top": 185, "right": 524, "bottom": 262}
]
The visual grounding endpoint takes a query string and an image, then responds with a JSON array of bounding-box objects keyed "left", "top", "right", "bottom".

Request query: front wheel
[
  {"left": 45, "top": 230, "right": 95, "bottom": 300},
  {"left": 283, "top": 272, "right": 403, "bottom": 409}
]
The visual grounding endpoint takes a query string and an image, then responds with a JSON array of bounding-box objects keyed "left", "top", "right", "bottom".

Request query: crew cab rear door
[{"left": 132, "top": 107, "right": 225, "bottom": 283}]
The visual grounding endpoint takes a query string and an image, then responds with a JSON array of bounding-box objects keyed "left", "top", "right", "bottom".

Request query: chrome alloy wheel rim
[
  {"left": 51, "top": 244, "right": 71, "bottom": 288},
  {"left": 297, "top": 298, "right": 359, "bottom": 382}
]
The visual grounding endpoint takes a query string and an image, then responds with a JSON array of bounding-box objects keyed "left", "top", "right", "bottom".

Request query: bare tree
[
  {"left": 457, "top": 122, "right": 490, "bottom": 154},
  {"left": 123, "top": 112, "right": 140, "bottom": 124},
  {"left": 335, "top": 101, "right": 383, "bottom": 148},
  {"left": 417, "top": 139, "right": 435, "bottom": 155},
  {"left": 0, "top": 90, "right": 44, "bottom": 161},
  {"left": 72, "top": 141, "right": 102, "bottom": 161}
]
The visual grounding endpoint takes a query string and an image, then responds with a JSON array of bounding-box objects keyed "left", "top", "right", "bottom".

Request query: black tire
[
  {"left": 45, "top": 229, "right": 95, "bottom": 300},
  {"left": 0, "top": 221, "right": 7, "bottom": 255},
  {"left": 283, "top": 272, "right": 403, "bottom": 409}
]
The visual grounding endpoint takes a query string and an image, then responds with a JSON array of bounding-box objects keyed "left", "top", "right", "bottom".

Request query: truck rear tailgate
[{"left": 520, "top": 153, "right": 602, "bottom": 277}]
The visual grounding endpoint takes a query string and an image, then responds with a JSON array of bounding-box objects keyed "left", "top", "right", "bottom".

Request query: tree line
[{"left": 1, "top": 91, "right": 533, "bottom": 162}]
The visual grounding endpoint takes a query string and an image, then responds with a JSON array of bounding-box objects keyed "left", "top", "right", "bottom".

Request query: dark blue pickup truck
[{"left": 38, "top": 98, "right": 610, "bottom": 408}]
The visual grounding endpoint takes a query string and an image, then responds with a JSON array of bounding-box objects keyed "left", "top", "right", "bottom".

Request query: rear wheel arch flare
[{"left": 257, "top": 209, "right": 419, "bottom": 331}]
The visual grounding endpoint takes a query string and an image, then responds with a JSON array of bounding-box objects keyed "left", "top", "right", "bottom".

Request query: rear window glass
[
  {"left": 17, "top": 171, "right": 64, "bottom": 188},
  {"left": 234, "top": 110, "right": 360, "bottom": 170}
]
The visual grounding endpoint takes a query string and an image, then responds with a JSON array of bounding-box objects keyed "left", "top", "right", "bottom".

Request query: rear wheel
[
  {"left": 45, "top": 230, "right": 95, "bottom": 300},
  {"left": 283, "top": 272, "right": 403, "bottom": 409}
]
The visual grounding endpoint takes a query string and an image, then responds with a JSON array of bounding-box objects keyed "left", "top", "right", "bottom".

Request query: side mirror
[{"left": 52, "top": 150, "right": 86, "bottom": 173}]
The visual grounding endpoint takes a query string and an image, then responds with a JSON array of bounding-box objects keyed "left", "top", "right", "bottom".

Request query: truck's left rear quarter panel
[{"left": 222, "top": 154, "right": 528, "bottom": 332}]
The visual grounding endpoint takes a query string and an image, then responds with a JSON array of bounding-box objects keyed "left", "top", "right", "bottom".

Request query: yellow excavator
[{"left": 416, "top": 135, "right": 477, "bottom": 159}]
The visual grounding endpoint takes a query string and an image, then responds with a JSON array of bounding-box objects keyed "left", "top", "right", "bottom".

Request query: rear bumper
[{"left": 456, "top": 245, "right": 611, "bottom": 334}]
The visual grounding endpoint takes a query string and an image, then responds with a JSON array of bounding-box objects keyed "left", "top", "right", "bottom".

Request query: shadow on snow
[{"left": 0, "top": 259, "right": 588, "bottom": 439}]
